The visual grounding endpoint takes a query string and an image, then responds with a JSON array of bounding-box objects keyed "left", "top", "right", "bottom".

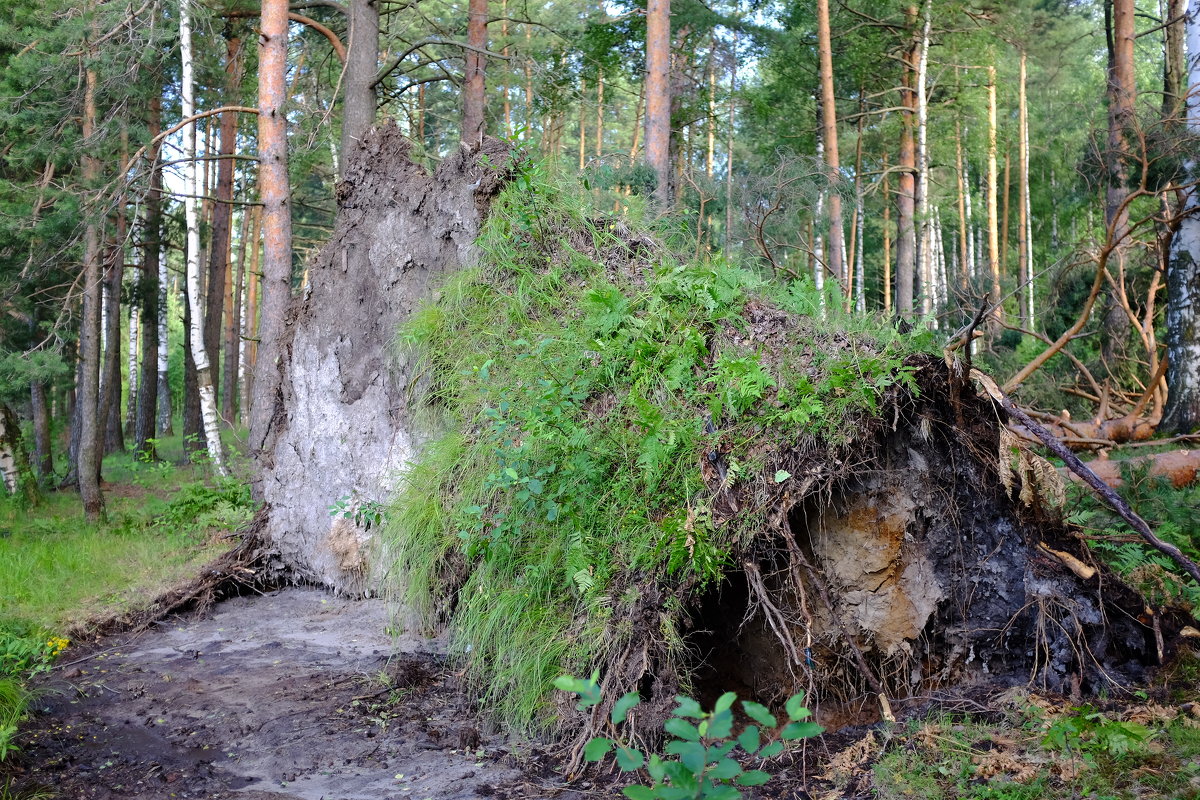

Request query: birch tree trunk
[
  {"left": 645, "top": 0, "right": 672, "bottom": 209},
  {"left": 987, "top": 65, "right": 1002, "bottom": 327},
  {"left": 180, "top": 0, "right": 227, "bottom": 476},
  {"left": 896, "top": 4, "right": 919, "bottom": 316},
  {"left": 126, "top": 293, "right": 139, "bottom": 435},
  {"left": 156, "top": 210, "right": 171, "bottom": 435},
  {"left": 1017, "top": 50, "right": 1031, "bottom": 327},
  {"left": 1162, "top": 0, "right": 1200, "bottom": 434},
  {"left": 915, "top": 0, "right": 932, "bottom": 316}
]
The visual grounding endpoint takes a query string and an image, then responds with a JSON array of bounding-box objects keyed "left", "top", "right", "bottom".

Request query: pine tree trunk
[
  {"left": 645, "top": 0, "right": 672, "bottom": 209},
  {"left": 135, "top": 96, "right": 161, "bottom": 459},
  {"left": 986, "top": 65, "right": 1002, "bottom": 327},
  {"left": 725, "top": 33, "right": 737, "bottom": 247},
  {"left": 252, "top": 0, "right": 293, "bottom": 475},
  {"left": 101, "top": 209, "right": 125, "bottom": 455},
  {"left": 501, "top": 1, "right": 511, "bottom": 137},
  {"left": 1162, "top": 0, "right": 1200, "bottom": 434},
  {"left": 462, "top": 0, "right": 488, "bottom": 144},
  {"left": 341, "top": 0, "right": 379, "bottom": 163},
  {"left": 955, "top": 118, "right": 970, "bottom": 294},
  {"left": 816, "top": 0, "right": 845, "bottom": 291},
  {"left": 242, "top": 206, "right": 261, "bottom": 424},
  {"left": 882, "top": 150, "right": 892, "bottom": 313},
  {"left": 180, "top": 0, "right": 227, "bottom": 475},
  {"left": 78, "top": 59, "right": 104, "bottom": 518}
]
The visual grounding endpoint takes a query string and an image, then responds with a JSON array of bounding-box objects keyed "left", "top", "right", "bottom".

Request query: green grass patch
[
  {"left": 383, "top": 152, "right": 939, "bottom": 733},
  {"left": 868, "top": 697, "right": 1200, "bottom": 800}
]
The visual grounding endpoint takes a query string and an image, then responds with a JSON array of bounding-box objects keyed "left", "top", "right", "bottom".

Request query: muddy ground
[{"left": 3, "top": 588, "right": 585, "bottom": 800}]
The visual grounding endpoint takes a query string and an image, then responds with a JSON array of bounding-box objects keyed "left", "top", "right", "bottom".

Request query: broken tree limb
[
  {"left": 1065, "top": 449, "right": 1200, "bottom": 489},
  {"left": 974, "top": 369, "right": 1200, "bottom": 587}
]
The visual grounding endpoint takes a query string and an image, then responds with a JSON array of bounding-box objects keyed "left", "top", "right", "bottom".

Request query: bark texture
[
  {"left": 645, "top": 0, "right": 672, "bottom": 209},
  {"left": 254, "top": 124, "right": 511, "bottom": 594}
]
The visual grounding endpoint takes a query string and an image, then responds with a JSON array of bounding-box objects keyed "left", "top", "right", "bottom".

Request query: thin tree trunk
[
  {"left": 987, "top": 65, "right": 1001, "bottom": 327},
  {"left": 1001, "top": 147, "right": 1011, "bottom": 279},
  {"left": 224, "top": 201, "right": 250, "bottom": 421},
  {"left": 596, "top": 70, "right": 604, "bottom": 158},
  {"left": 630, "top": 80, "right": 645, "bottom": 157},
  {"left": 418, "top": 84, "right": 426, "bottom": 146},
  {"left": 914, "top": 0, "right": 932, "bottom": 314},
  {"left": 1163, "top": 0, "right": 1188, "bottom": 122},
  {"left": 242, "top": 205, "right": 262, "bottom": 423},
  {"left": 814, "top": 125, "right": 827, "bottom": 303},
  {"left": 136, "top": 95, "right": 162, "bottom": 458},
  {"left": 855, "top": 186, "right": 865, "bottom": 312},
  {"left": 578, "top": 90, "right": 586, "bottom": 170},
  {"left": 816, "top": 0, "right": 846, "bottom": 291},
  {"left": 896, "top": 4, "right": 918, "bottom": 316},
  {"left": 1162, "top": 0, "right": 1200, "bottom": 434},
  {"left": 180, "top": 0, "right": 227, "bottom": 475},
  {"left": 1017, "top": 49, "right": 1031, "bottom": 327},
  {"left": 31, "top": 379, "right": 53, "bottom": 480},
  {"left": 1106, "top": 0, "right": 1135, "bottom": 239},
  {"left": 126, "top": 288, "right": 139, "bottom": 436},
  {"left": 206, "top": 32, "right": 242, "bottom": 421},
  {"left": 101, "top": 216, "right": 125, "bottom": 454},
  {"left": 645, "top": 0, "right": 672, "bottom": 209},
  {"left": 955, "top": 117, "right": 969, "bottom": 294},
  {"left": 341, "top": 0, "right": 379, "bottom": 164},
  {"left": 883, "top": 149, "right": 892, "bottom": 313},
  {"left": 462, "top": 0, "right": 488, "bottom": 144},
  {"left": 501, "top": 0, "right": 511, "bottom": 137},
  {"left": 524, "top": 25, "right": 534, "bottom": 140},
  {"left": 156, "top": 200, "right": 171, "bottom": 435},
  {"left": 78, "top": 55, "right": 104, "bottom": 518},
  {"left": 706, "top": 53, "right": 715, "bottom": 178},
  {"left": 252, "top": 0, "right": 293, "bottom": 473}
]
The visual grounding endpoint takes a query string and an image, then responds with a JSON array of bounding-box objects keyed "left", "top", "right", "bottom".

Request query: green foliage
[
  {"left": 328, "top": 493, "right": 388, "bottom": 531},
  {"left": 1068, "top": 464, "right": 1200, "bottom": 615},
  {"left": 1041, "top": 706, "right": 1155, "bottom": 766},
  {"left": 384, "top": 155, "right": 938, "bottom": 732},
  {"left": 151, "top": 477, "right": 256, "bottom": 535},
  {"left": 556, "top": 672, "right": 822, "bottom": 799},
  {"left": 0, "top": 621, "right": 64, "bottom": 761}
]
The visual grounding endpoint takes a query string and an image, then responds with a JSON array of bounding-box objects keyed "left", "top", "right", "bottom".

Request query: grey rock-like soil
[{"left": 7, "top": 588, "right": 570, "bottom": 800}]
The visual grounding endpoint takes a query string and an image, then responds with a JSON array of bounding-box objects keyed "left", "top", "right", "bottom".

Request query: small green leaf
[
  {"left": 553, "top": 675, "right": 581, "bottom": 692},
  {"left": 615, "top": 746, "right": 645, "bottom": 771},
  {"left": 785, "top": 693, "right": 811, "bottom": 721},
  {"left": 774, "top": 470, "right": 791, "bottom": 483},
  {"left": 664, "top": 717, "right": 701, "bottom": 741},
  {"left": 664, "top": 739, "right": 705, "bottom": 773},
  {"left": 780, "top": 721, "right": 824, "bottom": 740},
  {"left": 622, "top": 786, "right": 655, "bottom": 800},
  {"left": 757, "top": 741, "right": 784, "bottom": 759},
  {"left": 707, "top": 708, "right": 734, "bottom": 739},
  {"left": 709, "top": 758, "right": 741, "bottom": 779},
  {"left": 737, "top": 725, "right": 761, "bottom": 755},
  {"left": 741, "top": 701, "right": 776, "bottom": 728},
  {"left": 674, "top": 696, "right": 705, "bottom": 719},
  {"left": 612, "top": 692, "right": 641, "bottom": 725},
  {"left": 646, "top": 754, "right": 665, "bottom": 781},
  {"left": 736, "top": 769, "right": 772, "bottom": 786},
  {"left": 584, "top": 737, "right": 613, "bottom": 762},
  {"left": 704, "top": 787, "right": 742, "bottom": 800},
  {"left": 713, "top": 692, "right": 737, "bottom": 714}
]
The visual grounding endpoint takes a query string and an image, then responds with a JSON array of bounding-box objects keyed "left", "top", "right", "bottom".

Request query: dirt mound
[{"left": 382, "top": 168, "right": 1175, "bottom": 750}]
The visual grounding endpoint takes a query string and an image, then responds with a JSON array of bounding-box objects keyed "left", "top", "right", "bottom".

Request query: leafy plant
[
  {"left": 1042, "top": 706, "right": 1155, "bottom": 765},
  {"left": 556, "top": 672, "right": 823, "bottom": 799},
  {"left": 328, "top": 492, "right": 388, "bottom": 531}
]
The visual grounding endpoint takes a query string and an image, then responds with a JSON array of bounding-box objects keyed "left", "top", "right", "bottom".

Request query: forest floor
[{"left": 4, "top": 587, "right": 581, "bottom": 800}]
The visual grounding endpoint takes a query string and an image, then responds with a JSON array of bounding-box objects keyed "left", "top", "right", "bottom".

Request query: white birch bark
[
  {"left": 126, "top": 294, "right": 139, "bottom": 430},
  {"left": 1023, "top": 94, "right": 1035, "bottom": 327},
  {"left": 855, "top": 188, "right": 865, "bottom": 312},
  {"left": 814, "top": 127, "right": 827, "bottom": 313},
  {"left": 180, "top": 0, "right": 227, "bottom": 475},
  {"left": 964, "top": 153, "right": 976, "bottom": 280},
  {"left": 1163, "top": 0, "right": 1200, "bottom": 432},
  {"left": 156, "top": 237, "right": 170, "bottom": 432},
  {"left": 915, "top": 0, "right": 933, "bottom": 316}
]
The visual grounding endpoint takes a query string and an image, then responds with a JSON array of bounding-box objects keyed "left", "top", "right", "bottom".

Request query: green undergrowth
[
  {"left": 383, "top": 152, "right": 939, "bottom": 733},
  {"left": 1065, "top": 461, "right": 1200, "bottom": 617},
  {"left": 865, "top": 693, "right": 1200, "bottom": 800}
]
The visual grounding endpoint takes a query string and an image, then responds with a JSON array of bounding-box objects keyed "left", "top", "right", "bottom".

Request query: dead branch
[{"left": 976, "top": 371, "right": 1200, "bottom": 586}]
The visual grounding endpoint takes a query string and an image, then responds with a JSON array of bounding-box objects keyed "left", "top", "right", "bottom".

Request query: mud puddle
[{"left": 4, "top": 588, "right": 574, "bottom": 799}]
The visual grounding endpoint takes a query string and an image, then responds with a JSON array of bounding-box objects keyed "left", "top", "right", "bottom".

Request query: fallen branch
[{"left": 974, "top": 370, "right": 1200, "bottom": 587}]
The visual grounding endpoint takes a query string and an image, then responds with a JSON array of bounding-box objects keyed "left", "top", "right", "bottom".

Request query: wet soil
[{"left": 3, "top": 588, "right": 575, "bottom": 800}]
